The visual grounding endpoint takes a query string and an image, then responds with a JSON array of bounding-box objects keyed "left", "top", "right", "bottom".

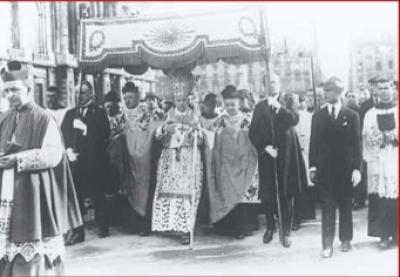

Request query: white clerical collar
[
  {"left": 126, "top": 103, "right": 141, "bottom": 112},
  {"left": 228, "top": 112, "right": 242, "bottom": 119},
  {"left": 175, "top": 107, "right": 190, "bottom": 116}
]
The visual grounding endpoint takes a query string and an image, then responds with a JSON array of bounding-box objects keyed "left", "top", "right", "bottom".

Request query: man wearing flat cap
[
  {"left": 0, "top": 61, "right": 82, "bottom": 275},
  {"left": 309, "top": 77, "right": 362, "bottom": 258}
]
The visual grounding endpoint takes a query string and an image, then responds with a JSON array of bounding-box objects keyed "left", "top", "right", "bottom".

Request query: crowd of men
[{"left": 0, "top": 61, "right": 397, "bottom": 275}]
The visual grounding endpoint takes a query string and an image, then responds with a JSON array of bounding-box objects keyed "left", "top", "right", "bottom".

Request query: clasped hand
[
  {"left": 73, "top": 119, "right": 87, "bottom": 136},
  {"left": 309, "top": 168, "right": 361, "bottom": 187},
  {"left": 0, "top": 155, "right": 17, "bottom": 169},
  {"left": 268, "top": 97, "right": 282, "bottom": 111},
  {"left": 264, "top": 145, "right": 278, "bottom": 158},
  {"left": 162, "top": 122, "right": 176, "bottom": 134}
]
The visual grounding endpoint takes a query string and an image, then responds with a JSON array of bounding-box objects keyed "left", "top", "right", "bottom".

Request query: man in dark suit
[
  {"left": 249, "top": 74, "right": 302, "bottom": 248},
  {"left": 309, "top": 77, "right": 362, "bottom": 258},
  {"left": 61, "top": 81, "right": 112, "bottom": 244}
]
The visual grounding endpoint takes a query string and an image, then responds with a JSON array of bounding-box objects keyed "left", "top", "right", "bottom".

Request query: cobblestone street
[{"left": 65, "top": 208, "right": 398, "bottom": 275}]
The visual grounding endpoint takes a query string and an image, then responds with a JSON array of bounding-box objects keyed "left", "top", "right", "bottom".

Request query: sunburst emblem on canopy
[{"left": 144, "top": 22, "right": 196, "bottom": 51}]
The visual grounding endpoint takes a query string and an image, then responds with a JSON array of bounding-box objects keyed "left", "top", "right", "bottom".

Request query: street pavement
[{"left": 65, "top": 208, "right": 398, "bottom": 276}]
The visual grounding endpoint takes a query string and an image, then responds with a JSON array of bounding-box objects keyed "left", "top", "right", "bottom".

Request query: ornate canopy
[{"left": 79, "top": 8, "right": 270, "bottom": 73}]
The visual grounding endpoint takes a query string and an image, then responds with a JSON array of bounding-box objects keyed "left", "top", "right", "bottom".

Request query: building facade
[
  {"left": 0, "top": 2, "right": 155, "bottom": 111},
  {"left": 154, "top": 46, "right": 323, "bottom": 101},
  {"left": 349, "top": 35, "right": 398, "bottom": 91}
]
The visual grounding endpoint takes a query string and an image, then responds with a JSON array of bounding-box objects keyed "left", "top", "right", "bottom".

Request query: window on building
[
  {"left": 294, "top": 70, "right": 302, "bottom": 81},
  {"left": 236, "top": 72, "right": 242, "bottom": 81},
  {"left": 248, "top": 64, "right": 253, "bottom": 76},
  {"left": 235, "top": 78, "right": 241, "bottom": 86},
  {"left": 376, "top": 61, "right": 382, "bottom": 71},
  {"left": 212, "top": 79, "right": 219, "bottom": 93},
  {"left": 0, "top": 2, "right": 11, "bottom": 52},
  {"left": 200, "top": 78, "right": 207, "bottom": 90},
  {"left": 35, "top": 2, "right": 51, "bottom": 54},
  {"left": 34, "top": 81, "right": 44, "bottom": 107},
  {"left": 224, "top": 63, "right": 229, "bottom": 72},
  {"left": 248, "top": 77, "right": 254, "bottom": 88},
  {"left": 388, "top": 60, "right": 394, "bottom": 70},
  {"left": 20, "top": 3, "right": 40, "bottom": 54},
  {"left": 273, "top": 59, "right": 280, "bottom": 68},
  {"left": 213, "top": 73, "right": 218, "bottom": 81},
  {"left": 44, "top": 3, "right": 52, "bottom": 54}
]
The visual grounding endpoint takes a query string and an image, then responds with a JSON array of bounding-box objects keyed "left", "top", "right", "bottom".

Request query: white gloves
[
  {"left": 309, "top": 167, "right": 317, "bottom": 187},
  {"left": 264, "top": 145, "right": 278, "bottom": 158},
  {"left": 352, "top": 169, "right": 362, "bottom": 187},
  {"left": 66, "top": 148, "right": 79, "bottom": 162},
  {"left": 268, "top": 97, "right": 282, "bottom": 112},
  {"left": 73, "top": 119, "right": 87, "bottom": 136}
]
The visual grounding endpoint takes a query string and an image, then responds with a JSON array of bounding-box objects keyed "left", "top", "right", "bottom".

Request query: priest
[
  {"left": 114, "top": 82, "right": 163, "bottom": 235},
  {"left": 151, "top": 68, "right": 204, "bottom": 245},
  {"left": 363, "top": 77, "right": 398, "bottom": 249},
  {"left": 209, "top": 85, "right": 260, "bottom": 239},
  {"left": 0, "top": 61, "right": 82, "bottom": 275}
]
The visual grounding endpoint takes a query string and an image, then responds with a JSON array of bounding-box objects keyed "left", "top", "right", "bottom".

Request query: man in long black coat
[
  {"left": 249, "top": 74, "right": 306, "bottom": 248},
  {"left": 345, "top": 90, "right": 367, "bottom": 210},
  {"left": 309, "top": 77, "right": 362, "bottom": 258},
  {"left": 61, "top": 80, "right": 112, "bottom": 244}
]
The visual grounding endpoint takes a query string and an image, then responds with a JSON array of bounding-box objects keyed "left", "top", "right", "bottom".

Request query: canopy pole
[
  {"left": 259, "top": 7, "right": 285, "bottom": 246},
  {"left": 189, "top": 76, "right": 201, "bottom": 250},
  {"left": 73, "top": 70, "right": 84, "bottom": 152},
  {"left": 310, "top": 55, "right": 319, "bottom": 111}
]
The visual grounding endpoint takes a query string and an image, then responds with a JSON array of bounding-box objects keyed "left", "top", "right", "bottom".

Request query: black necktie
[
  {"left": 80, "top": 107, "right": 87, "bottom": 118},
  {"left": 331, "top": 106, "right": 336, "bottom": 120}
]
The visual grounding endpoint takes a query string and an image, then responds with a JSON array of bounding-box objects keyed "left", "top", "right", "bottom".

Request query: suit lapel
[
  {"left": 337, "top": 106, "right": 344, "bottom": 120},
  {"left": 322, "top": 106, "right": 331, "bottom": 122},
  {"left": 336, "top": 106, "right": 347, "bottom": 126},
  {"left": 82, "top": 104, "right": 94, "bottom": 126}
]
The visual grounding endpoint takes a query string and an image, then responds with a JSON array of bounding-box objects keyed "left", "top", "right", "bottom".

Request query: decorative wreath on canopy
[{"left": 89, "top": 30, "right": 106, "bottom": 52}]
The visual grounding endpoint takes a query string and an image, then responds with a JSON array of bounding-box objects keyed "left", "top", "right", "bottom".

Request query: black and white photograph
[{"left": 0, "top": 1, "right": 398, "bottom": 276}]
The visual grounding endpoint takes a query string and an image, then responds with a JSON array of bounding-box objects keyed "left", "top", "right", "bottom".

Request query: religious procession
[{"left": 0, "top": 1, "right": 398, "bottom": 276}]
